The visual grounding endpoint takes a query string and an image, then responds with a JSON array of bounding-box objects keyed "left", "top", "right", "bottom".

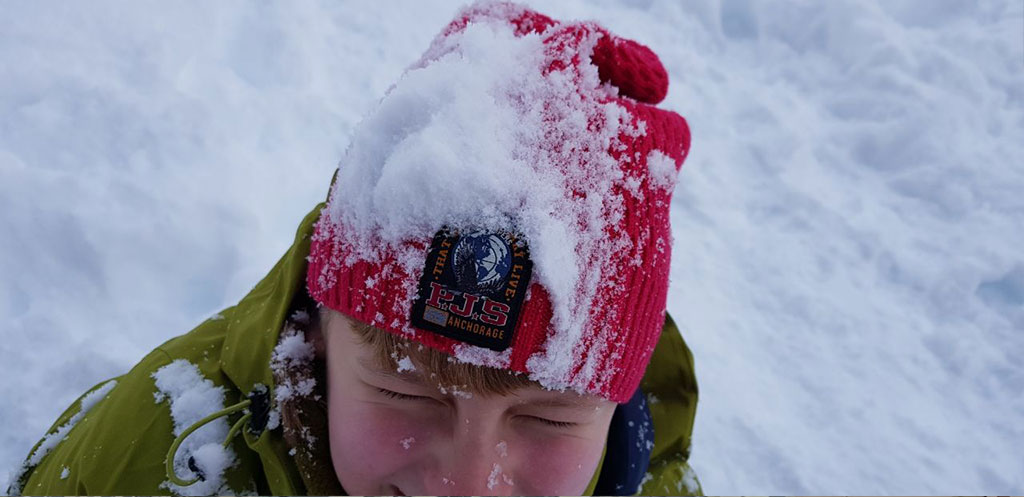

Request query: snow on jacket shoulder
[{"left": 9, "top": 203, "right": 702, "bottom": 496}]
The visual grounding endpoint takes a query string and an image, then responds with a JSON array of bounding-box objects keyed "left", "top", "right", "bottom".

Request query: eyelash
[
  {"left": 531, "top": 417, "right": 576, "bottom": 428},
  {"left": 377, "top": 388, "right": 426, "bottom": 401}
]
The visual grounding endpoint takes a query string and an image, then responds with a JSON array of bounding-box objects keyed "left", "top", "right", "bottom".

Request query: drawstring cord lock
[{"left": 165, "top": 388, "right": 270, "bottom": 487}]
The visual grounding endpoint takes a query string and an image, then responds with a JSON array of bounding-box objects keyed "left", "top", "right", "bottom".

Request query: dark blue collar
[{"left": 594, "top": 388, "right": 655, "bottom": 495}]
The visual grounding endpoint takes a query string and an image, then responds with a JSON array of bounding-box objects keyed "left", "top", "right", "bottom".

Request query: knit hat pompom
[{"left": 307, "top": 1, "right": 690, "bottom": 403}]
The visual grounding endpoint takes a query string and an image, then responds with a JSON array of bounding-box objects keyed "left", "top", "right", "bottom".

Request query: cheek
[
  {"left": 514, "top": 434, "right": 606, "bottom": 494},
  {"left": 328, "top": 394, "right": 437, "bottom": 492}
]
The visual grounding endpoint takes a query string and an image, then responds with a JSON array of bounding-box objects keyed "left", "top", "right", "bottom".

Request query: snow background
[{"left": 1, "top": 0, "right": 1021, "bottom": 494}]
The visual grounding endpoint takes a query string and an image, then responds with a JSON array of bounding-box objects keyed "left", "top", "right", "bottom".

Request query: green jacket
[{"left": 9, "top": 204, "right": 702, "bottom": 496}]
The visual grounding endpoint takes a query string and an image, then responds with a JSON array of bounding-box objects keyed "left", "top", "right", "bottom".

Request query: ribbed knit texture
[{"left": 306, "top": 2, "right": 690, "bottom": 403}]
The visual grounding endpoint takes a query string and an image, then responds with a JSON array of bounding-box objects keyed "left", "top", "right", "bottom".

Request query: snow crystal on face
[
  {"left": 487, "top": 463, "right": 502, "bottom": 491},
  {"left": 445, "top": 385, "right": 473, "bottom": 399},
  {"left": 25, "top": 380, "right": 117, "bottom": 467},
  {"left": 647, "top": 150, "right": 677, "bottom": 192},
  {"left": 434, "top": 382, "right": 471, "bottom": 399},
  {"left": 59, "top": 467, "right": 69, "bottom": 480},
  {"left": 400, "top": 436, "right": 416, "bottom": 450},
  {"left": 152, "top": 360, "right": 235, "bottom": 496},
  {"left": 484, "top": 450, "right": 515, "bottom": 489},
  {"left": 321, "top": 16, "right": 640, "bottom": 394}
]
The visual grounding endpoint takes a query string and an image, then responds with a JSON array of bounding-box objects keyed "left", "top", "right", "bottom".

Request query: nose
[{"left": 421, "top": 420, "right": 515, "bottom": 496}]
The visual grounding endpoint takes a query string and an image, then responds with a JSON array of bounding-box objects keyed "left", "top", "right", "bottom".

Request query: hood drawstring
[{"left": 165, "top": 388, "right": 269, "bottom": 487}]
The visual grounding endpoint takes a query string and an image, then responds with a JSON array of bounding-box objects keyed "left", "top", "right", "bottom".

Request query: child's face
[{"left": 323, "top": 316, "right": 616, "bottom": 496}]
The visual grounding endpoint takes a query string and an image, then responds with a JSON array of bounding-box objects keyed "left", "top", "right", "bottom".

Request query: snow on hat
[{"left": 307, "top": 1, "right": 690, "bottom": 403}]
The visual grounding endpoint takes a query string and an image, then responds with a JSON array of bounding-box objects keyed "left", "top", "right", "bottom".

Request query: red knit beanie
[{"left": 307, "top": 2, "right": 690, "bottom": 403}]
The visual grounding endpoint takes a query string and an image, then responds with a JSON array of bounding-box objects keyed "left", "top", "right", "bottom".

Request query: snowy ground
[{"left": 2, "top": 0, "right": 1022, "bottom": 495}]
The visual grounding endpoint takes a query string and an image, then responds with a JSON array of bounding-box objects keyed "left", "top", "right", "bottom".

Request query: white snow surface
[{"left": 1, "top": 1, "right": 1022, "bottom": 495}]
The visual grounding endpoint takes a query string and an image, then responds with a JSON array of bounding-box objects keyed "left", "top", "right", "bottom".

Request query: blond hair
[{"left": 324, "top": 308, "right": 534, "bottom": 396}]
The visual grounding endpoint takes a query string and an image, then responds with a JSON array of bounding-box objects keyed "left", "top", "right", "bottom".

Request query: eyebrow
[{"left": 514, "top": 394, "right": 603, "bottom": 411}]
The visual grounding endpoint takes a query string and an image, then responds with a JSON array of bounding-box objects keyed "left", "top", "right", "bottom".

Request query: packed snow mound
[{"left": 153, "top": 360, "right": 239, "bottom": 496}]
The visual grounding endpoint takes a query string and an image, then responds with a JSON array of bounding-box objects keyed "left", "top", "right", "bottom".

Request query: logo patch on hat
[{"left": 410, "top": 228, "right": 533, "bottom": 351}]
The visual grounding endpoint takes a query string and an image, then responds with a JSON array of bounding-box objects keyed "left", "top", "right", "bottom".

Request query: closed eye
[
  {"left": 524, "top": 415, "right": 577, "bottom": 428},
  {"left": 377, "top": 387, "right": 428, "bottom": 401}
]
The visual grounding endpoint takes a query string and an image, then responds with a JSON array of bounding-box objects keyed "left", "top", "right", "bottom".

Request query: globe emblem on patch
[{"left": 452, "top": 231, "right": 512, "bottom": 294}]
